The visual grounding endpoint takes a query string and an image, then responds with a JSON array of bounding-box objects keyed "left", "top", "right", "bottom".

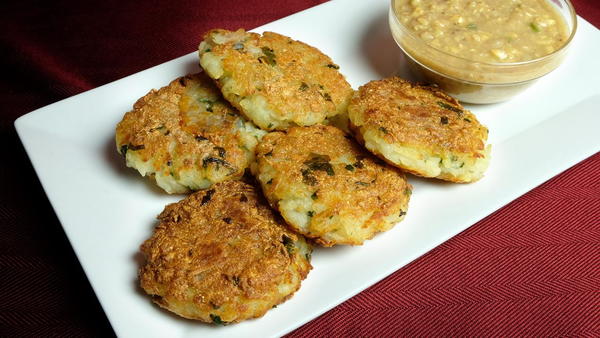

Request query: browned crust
[
  {"left": 115, "top": 73, "right": 259, "bottom": 191},
  {"left": 348, "top": 77, "right": 488, "bottom": 157},
  {"left": 255, "top": 125, "right": 412, "bottom": 246},
  {"left": 200, "top": 29, "right": 353, "bottom": 130},
  {"left": 139, "top": 181, "right": 312, "bottom": 323}
]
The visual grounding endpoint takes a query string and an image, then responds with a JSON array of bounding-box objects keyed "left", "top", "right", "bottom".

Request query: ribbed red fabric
[{"left": 1, "top": 1, "right": 598, "bottom": 336}]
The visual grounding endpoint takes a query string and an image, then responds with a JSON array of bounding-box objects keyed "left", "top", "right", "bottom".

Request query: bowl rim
[
  {"left": 401, "top": 49, "right": 552, "bottom": 87},
  {"left": 390, "top": 0, "right": 578, "bottom": 68}
]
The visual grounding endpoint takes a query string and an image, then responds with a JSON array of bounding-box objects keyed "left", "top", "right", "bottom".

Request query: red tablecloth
[{"left": 2, "top": 0, "right": 598, "bottom": 336}]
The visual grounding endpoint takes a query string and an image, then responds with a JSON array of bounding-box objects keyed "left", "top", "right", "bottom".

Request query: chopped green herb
[
  {"left": 210, "top": 314, "right": 226, "bottom": 325},
  {"left": 120, "top": 144, "right": 144, "bottom": 156},
  {"left": 440, "top": 116, "right": 449, "bottom": 125},
  {"left": 322, "top": 92, "right": 332, "bottom": 101},
  {"left": 282, "top": 235, "right": 295, "bottom": 254},
  {"left": 266, "top": 178, "right": 273, "bottom": 185},
  {"left": 399, "top": 210, "right": 407, "bottom": 217},
  {"left": 265, "top": 150, "right": 273, "bottom": 157},
  {"left": 379, "top": 126, "right": 389, "bottom": 134},
  {"left": 201, "top": 189, "right": 216, "bottom": 205},
  {"left": 198, "top": 98, "right": 214, "bottom": 112},
  {"left": 466, "top": 23, "right": 478, "bottom": 30},
  {"left": 267, "top": 123, "right": 274, "bottom": 129},
  {"left": 311, "top": 191, "right": 318, "bottom": 200},
  {"left": 326, "top": 63, "right": 340, "bottom": 69},
  {"left": 303, "top": 153, "right": 335, "bottom": 176},
  {"left": 463, "top": 118, "right": 472, "bottom": 123},
  {"left": 307, "top": 210, "right": 315, "bottom": 217},
  {"left": 299, "top": 82, "right": 309, "bottom": 91},
  {"left": 222, "top": 217, "right": 232, "bottom": 224},
  {"left": 345, "top": 164, "right": 354, "bottom": 171},
  {"left": 305, "top": 251, "right": 312, "bottom": 261},
  {"left": 214, "top": 146, "right": 226, "bottom": 158},
  {"left": 259, "top": 46, "right": 277, "bottom": 66},
  {"left": 232, "top": 42, "right": 244, "bottom": 50},
  {"left": 204, "top": 48, "right": 211, "bottom": 53},
  {"left": 353, "top": 159, "right": 364, "bottom": 169},
  {"left": 530, "top": 22, "right": 540, "bottom": 32},
  {"left": 437, "top": 101, "right": 463, "bottom": 115},
  {"left": 195, "top": 135, "right": 208, "bottom": 141},
  {"left": 202, "top": 157, "right": 232, "bottom": 170},
  {"left": 404, "top": 188, "right": 412, "bottom": 197},
  {"left": 355, "top": 181, "right": 370, "bottom": 187},
  {"left": 231, "top": 276, "right": 240, "bottom": 286},
  {"left": 166, "top": 161, "right": 172, "bottom": 166}
]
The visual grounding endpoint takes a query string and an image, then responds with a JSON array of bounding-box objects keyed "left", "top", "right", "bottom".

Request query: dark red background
[{"left": 1, "top": 0, "right": 598, "bottom": 336}]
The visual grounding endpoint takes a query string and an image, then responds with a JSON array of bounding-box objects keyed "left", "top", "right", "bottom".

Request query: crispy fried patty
[
  {"left": 199, "top": 29, "right": 353, "bottom": 131},
  {"left": 139, "top": 181, "right": 312, "bottom": 324},
  {"left": 115, "top": 73, "right": 266, "bottom": 193},
  {"left": 253, "top": 125, "right": 412, "bottom": 247},
  {"left": 348, "top": 77, "right": 491, "bottom": 183}
]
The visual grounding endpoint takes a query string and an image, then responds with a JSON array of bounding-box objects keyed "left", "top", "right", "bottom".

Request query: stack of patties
[
  {"left": 198, "top": 29, "right": 411, "bottom": 247},
  {"left": 115, "top": 28, "right": 490, "bottom": 325}
]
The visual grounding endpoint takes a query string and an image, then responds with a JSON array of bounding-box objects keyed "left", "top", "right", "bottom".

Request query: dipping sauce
[
  {"left": 394, "top": 0, "right": 569, "bottom": 63},
  {"left": 389, "top": 0, "right": 577, "bottom": 103}
]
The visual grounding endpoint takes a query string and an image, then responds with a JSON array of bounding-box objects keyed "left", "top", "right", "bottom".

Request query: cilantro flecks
[
  {"left": 259, "top": 46, "right": 277, "bottom": 66},
  {"left": 304, "top": 153, "right": 335, "bottom": 176},
  {"left": 210, "top": 314, "right": 226, "bottom": 325},
  {"left": 437, "top": 101, "right": 463, "bottom": 115},
  {"left": 282, "top": 235, "right": 295, "bottom": 254}
]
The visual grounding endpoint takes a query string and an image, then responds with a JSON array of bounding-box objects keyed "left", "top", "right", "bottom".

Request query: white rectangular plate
[{"left": 15, "top": 0, "right": 600, "bottom": 337}]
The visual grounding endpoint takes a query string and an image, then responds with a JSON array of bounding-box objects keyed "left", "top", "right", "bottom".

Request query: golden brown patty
[
  {"left": 115, "top": 73, "right": 265, "bottom": 194},
  {"left": 253, "top": 125, "right": 412, "bottom": 247},
  {"left": 348, "top": 77, "right": 491, "bottom": 183},
  {"left": 199, "top": 29, "right": 353, "bottom": 131},
  {"left": 139, "top": 181, "right": 312, "bottom": 324}
]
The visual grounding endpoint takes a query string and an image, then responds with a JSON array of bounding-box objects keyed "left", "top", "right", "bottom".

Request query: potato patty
[
  {"left": 115, "top": 73, "right": 266, "bottom": 194},
  {"left": 348, "top": 77, "right": 491, "bottom": 183},
  {"left": 199, "top": 29, "right": 353, "bottom": 131},
  {"left": 139, "top": 181, "right": 312, "bottom": 324},
  {"left": 253, "top": 125, "right": 412, "bottom": 247}
]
